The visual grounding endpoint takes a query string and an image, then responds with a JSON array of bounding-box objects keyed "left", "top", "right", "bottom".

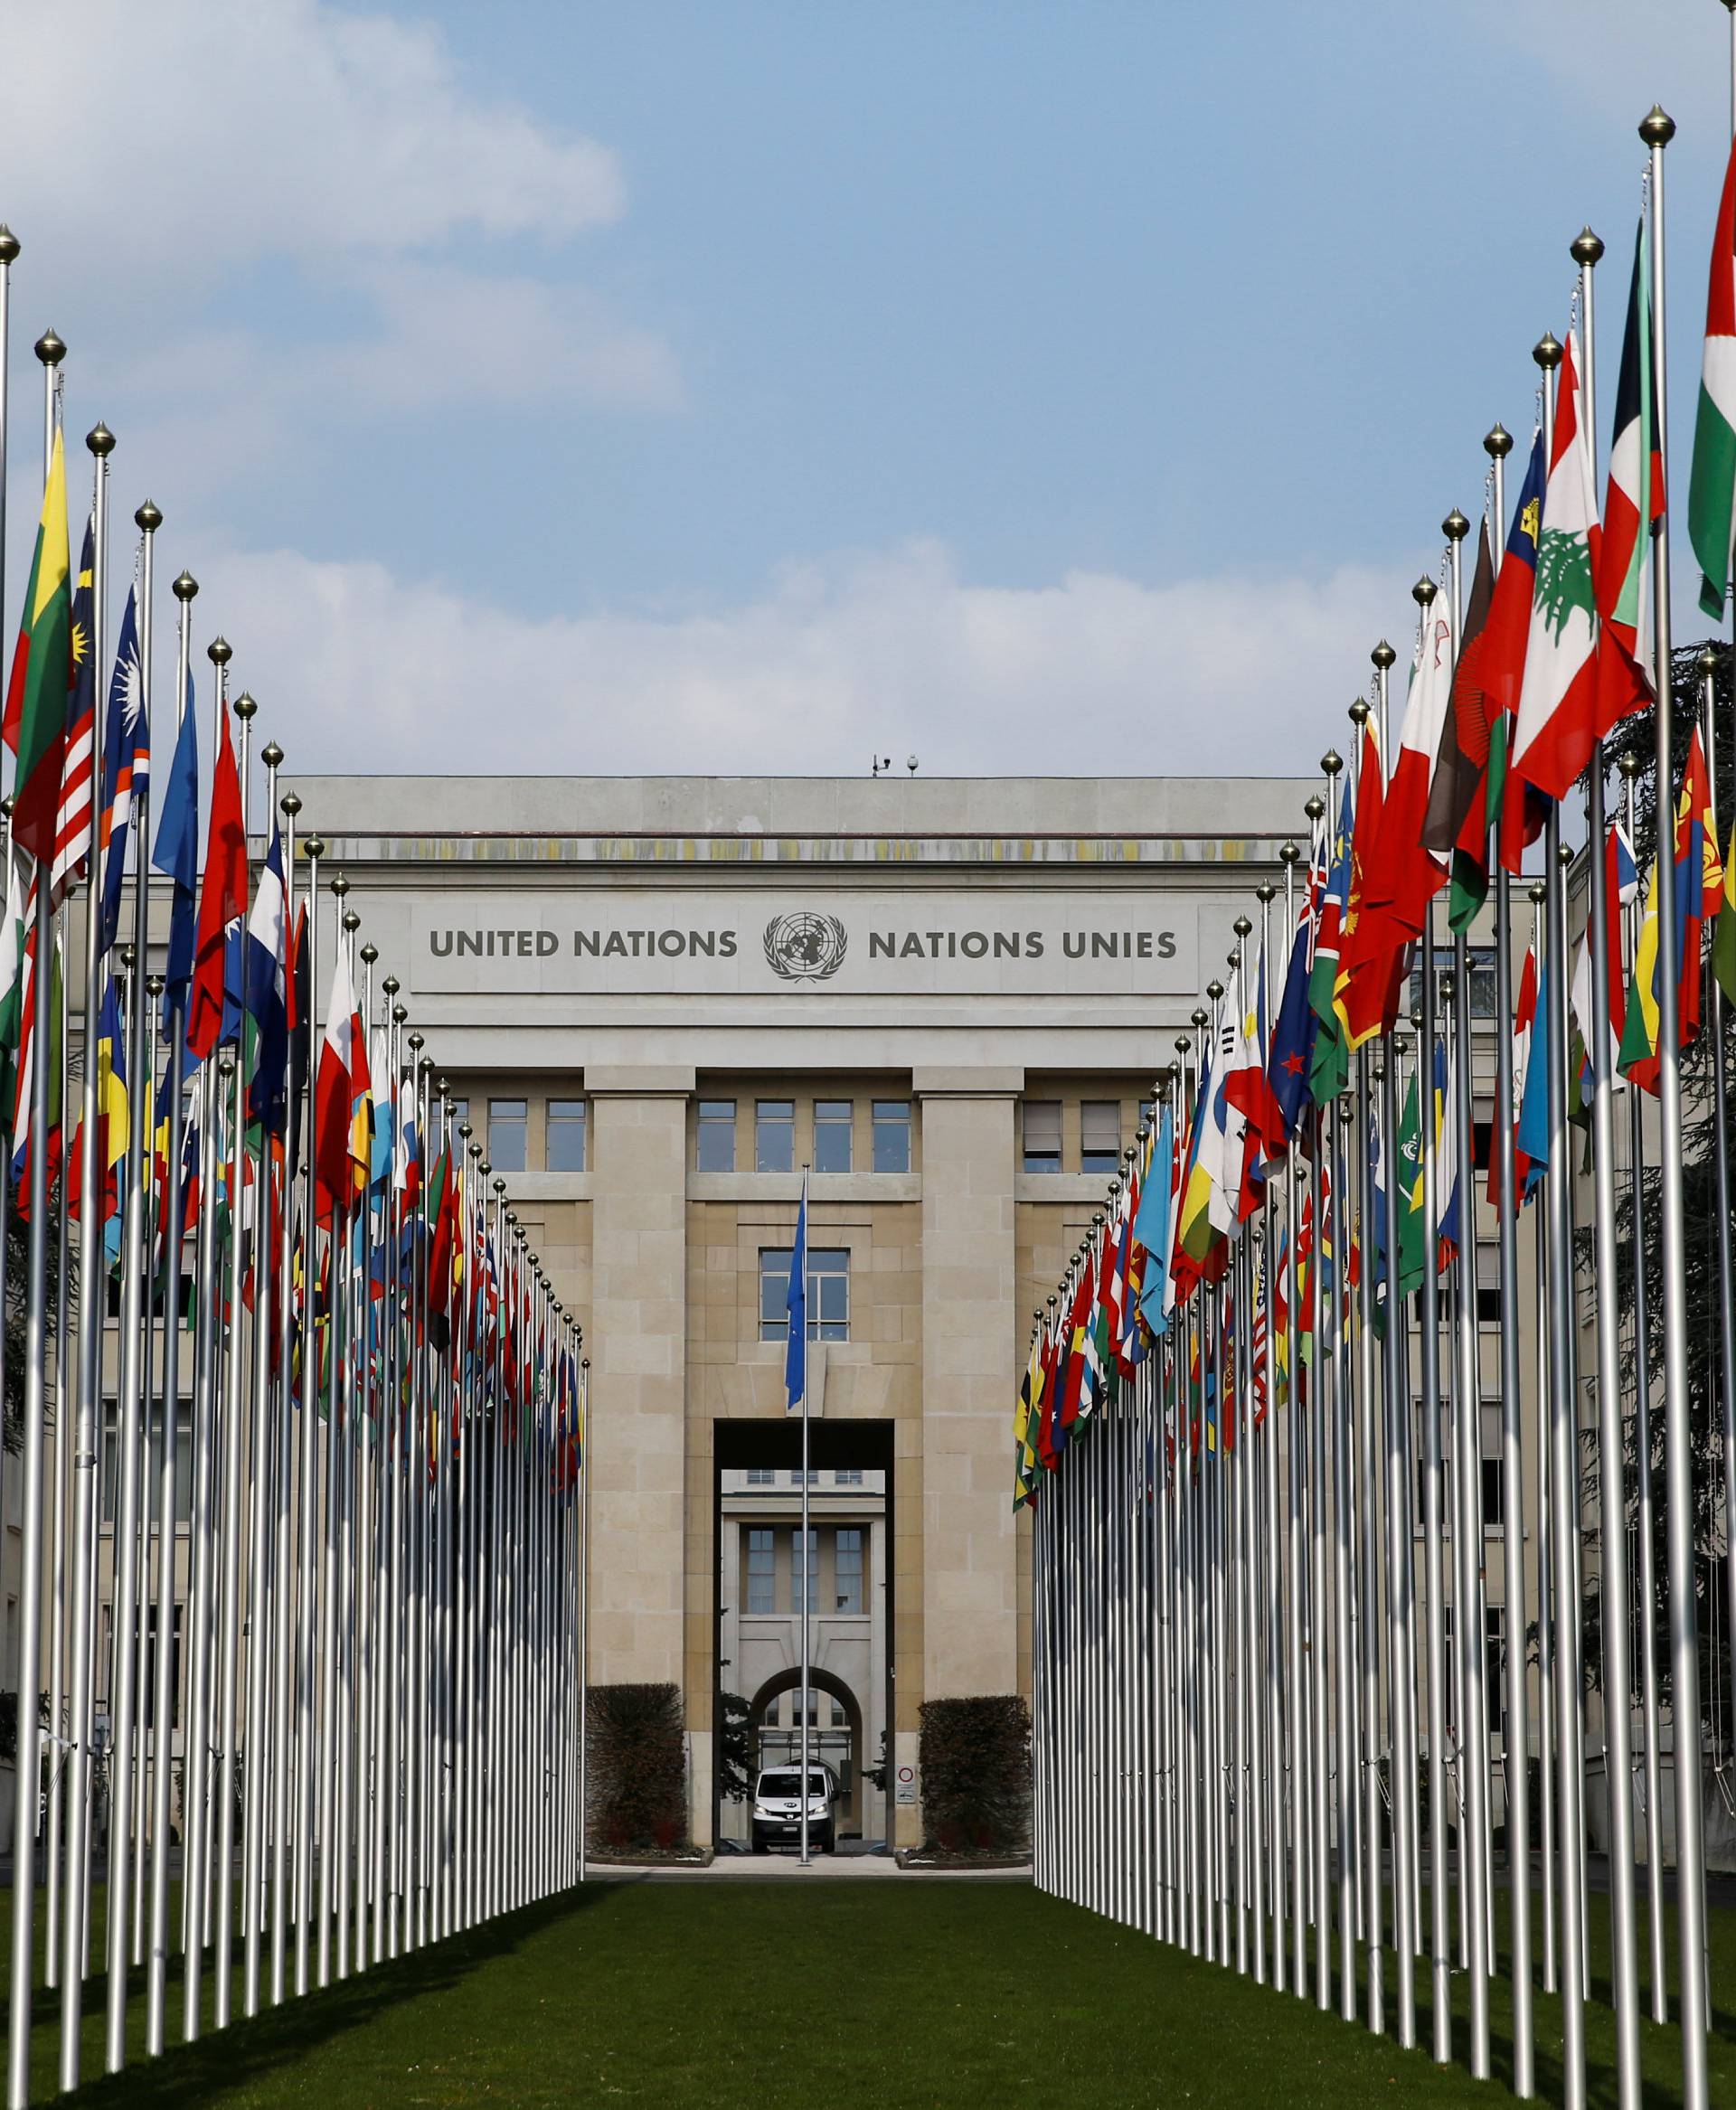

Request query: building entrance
[{"left": 713, "top": 1419, "right": 893, "bottom": 1850}]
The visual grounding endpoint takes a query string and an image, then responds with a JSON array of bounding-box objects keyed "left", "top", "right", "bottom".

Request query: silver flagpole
[
  {"left": 579, "top": 1352, "right": 590, "bottom": 1885},
  {"left": 1, "top": 304, "right": 55, "bottom": 2108},
  {"left": 1290, "top": 811, "right": 1320, "bottom": 1999},
  {"left": 1618, "top": 749, "right": 1668, "bottom": 2029},
  {"left": 1484, "top": 416, "right": 1534, "bottom": 2098},
  {"left": 212, "top": 692, "right": 256, "bottom": 2027},
  {"left": 105, "top": 495, "right": 158, "bottom": 2074},
  {"left": 1272, "top": 858, "right": 1300, "bottom": 2003},
  {"left": 1639, "top": 104, "right": 1710, "bottom": 2110},
  {"left": 132, "top": 972, "right": 162, "bottom": 1977},
  {"left": 292, "top": 831, "right": 325, "bottom": 1998},
  {"left": 57, "top": 415, "right": 114, "bottom": 2091},
  {"left": 269, "top": 788, "right": 302, "bottom": 2006},
  {"left": 799, "top": 1167, "right": 811, "bottom": 1867},
  {"left": 1353, "top": 1032, "right": 1384, "bottom": 2037},
  {"left": 242, "top": 734, "right": 284, "bottom": 2019}
]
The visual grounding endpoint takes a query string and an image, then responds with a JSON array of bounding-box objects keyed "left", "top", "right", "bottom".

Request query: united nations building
[{"left": 283, "top": 770, "right": 1306, "bottom": 1851}]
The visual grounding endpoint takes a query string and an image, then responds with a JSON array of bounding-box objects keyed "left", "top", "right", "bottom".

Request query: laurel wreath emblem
[{"left": 763, "top": 912, "right": 848, "bottom": 983}]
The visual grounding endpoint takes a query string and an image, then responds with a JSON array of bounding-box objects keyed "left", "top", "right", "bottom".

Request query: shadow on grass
[{"left": 62, "top": 1883, "right": 618, "bottom": 2109}]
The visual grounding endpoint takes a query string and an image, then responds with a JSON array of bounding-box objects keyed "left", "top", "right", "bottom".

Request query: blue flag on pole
[
  {"left": 1133, "top": 1106, "right": 1174, "bottom": 1336},
  {"left": 784, "top": 1180, "right": 807, "bottom": 1415},
  {"left": 1514, "top": 947, "right": 1552, "bottom": 1203},
  {"left": 153, "top": 665, "right": 199, "bottom": 1031}
]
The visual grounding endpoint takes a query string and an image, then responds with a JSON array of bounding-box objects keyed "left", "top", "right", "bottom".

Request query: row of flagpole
[
  {"left": 0, "top": 274, "right": 591, "bottom": 2100},
  {"left": 1021, "top": 61, "right": 1736, "bottom": 2110}
]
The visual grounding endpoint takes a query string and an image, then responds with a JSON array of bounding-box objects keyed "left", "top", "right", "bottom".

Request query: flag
[
  {"left": 1510, "top": 331, "right": 1602, "bottom": 817},
  {"left": 1595, "top": 221, "right": 1663, "bottom": 729},
  {"left": 1133, "top": 1104, "right": 1175, "bottom": 1334},
  {"left": 1514, "top": 939, "right": 1552, "bottom": 1197},
  {"left": 1333, "top": 721, "right": 1393, "bottom": 1053},
  {"left": 97, "top": 582, "right": 147, "bottom": 953},
  {"left": 5, "top": 429, "right": 75, "bottom": 863},
  {"left": 185, "top": 699, "right": 248, "bottom": 1061},
  {"left": 48, "top": 517, "right": 97, "bottom": 908},
  {"left": 1715, "top": 821, "right": 1736, "bottom": 1007},
  {"left": 1425, "top": 518, "right": 1494, "bottom": 917},
  {"left": 1308, "top": 759, "right": 1358, "bottom": 1102},
  {"left": 315, "top": 947, "right": 358, "bottom": 1220},
  {"left": 1619, "top": 729, "right": 1724, "bottom": 1092},
  {"left": 1690, "top": 133, "right": 1736, "bottom": 617},
  {"left": 1568, "top": 822, "right": 1638, "bottom": 1095},
  {"left": 245, "top": 819, "right": 289, "bottom": 1134},
  {"left": 0, "top": 849, "right": 28, "bottom": 1123},
  {"left": 784, "top": 1178, "right": 807, "bottom": 1415},
  {"left": 94, "top": 973, "right": 129, "bottom": 1174},
  {"left": 1461, "top": 433, "right": 1547, "bottom": 900},
  {"left": 152, "top": 666, "right": 200, "bottom": 1027},
  {"left": 1269, "top": 832, "right": 1322, "bottom": 1144}
]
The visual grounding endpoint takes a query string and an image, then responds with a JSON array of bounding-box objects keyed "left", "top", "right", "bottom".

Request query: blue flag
[
  {"left": 1133, "top": 1106, "right": 1174, "bottom": 1337},
  {"left": 784, "top": 1181, "right": 807, "bottom": 1415},
  {"left": 98, "top": 584, "right": 147, "bottom": 953},
  {"left": 153, "top": 666, "right": 199, "bottom": 1031},
  {"left": 245, "top": 819, "right": 288, "bottom": 1133},
  {"left": 1515, "top": 947, "right": 1552, "bottom": 1203}
]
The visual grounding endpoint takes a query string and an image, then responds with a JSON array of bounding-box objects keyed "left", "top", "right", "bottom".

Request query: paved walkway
[{"left": 591, "top": 1850, "right": 1032, "bottom": 1880}]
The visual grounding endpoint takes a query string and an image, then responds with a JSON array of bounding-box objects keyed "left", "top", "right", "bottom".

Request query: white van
[{"left": 750, "top": 1762, "right": 839, "bottom": 1853}]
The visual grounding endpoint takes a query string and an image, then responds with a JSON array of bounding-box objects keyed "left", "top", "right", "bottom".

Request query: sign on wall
[{"left": 409, "top": 890, "right": 1201, "bottom": 998}]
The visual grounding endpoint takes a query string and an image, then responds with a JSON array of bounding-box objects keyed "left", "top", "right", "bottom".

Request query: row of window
[
  {"left": 743, "top": 1526, "right": 865, "bottom": 1615},
  {"left": 1021, "top": 1099, "right": 1126, "bottom": 1175},
  {"left": 698, "top": 1099, "right": 912, "bottom": 1175},
  {"left": 451, "top": 1097, "right": 588, "bottom": 1175},
  {"left": 743, "top": 1468, "right": 865, "bottom": 1486}
]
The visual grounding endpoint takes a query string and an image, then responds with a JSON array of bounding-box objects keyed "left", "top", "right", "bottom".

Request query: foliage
[
  {"left": 917, "top": 1694, "right": 1031, "bottom": 1856},
  {"left": 1576, "top": 636, "right": 1735, "bottom": 1745},
  {"left": 0, "top": 1688, "right": 49, "bottom": 1767},
  {"left": 3, "top": 1182, "right": 69, "bottom": 1458},
  {"left": 716, "top": 1691, "right": 753, "bottom": 1804},
  {"left": 584, "top": 1681, "right": 689, "bottom": 1853}
]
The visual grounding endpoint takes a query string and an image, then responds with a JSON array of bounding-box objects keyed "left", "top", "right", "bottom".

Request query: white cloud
[{"left": 197, "top": 538, "right": 1399, "bottom": 782}]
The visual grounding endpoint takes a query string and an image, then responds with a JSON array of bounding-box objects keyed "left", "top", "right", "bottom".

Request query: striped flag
[
  {"left": 1690, "top": 134, "right": 1736, "bottom": 617},
  {"left": 48, "top": 518, "right": 97, "bottom": 908},
  {"left": 1594, "top": 221, "right": 1662, "bottom": 724},
  {"left": 97, "top": 582, "right": 147, "bottom": 953}
]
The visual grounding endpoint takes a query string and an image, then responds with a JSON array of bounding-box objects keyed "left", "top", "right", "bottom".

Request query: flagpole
[
  {"left": 291, "top": 831, "right": 325, "bottom": 1998},
  {"left": 798, "top": 1167, "right": 811, "bottom": 1869},
  {"left": 0, "top": 228, "right": 15, "bottom": 734},
  {"left": 6, "top": 325, "right": 66, "bottom": 2110},
  {"left": 1638, "top": 107, "right": 1711, "bottom": 2110},
  {"left": 269, "top": 788, "right": 301, "bottom": 2004}
]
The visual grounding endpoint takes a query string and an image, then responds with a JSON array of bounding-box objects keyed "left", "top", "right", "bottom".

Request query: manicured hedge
[
  {"left": 918, "top": 1694, "right": 1032, "bottom": 1855},
  {"left": 586, "top": 1681, "right": 690, "bottom": 1852}
]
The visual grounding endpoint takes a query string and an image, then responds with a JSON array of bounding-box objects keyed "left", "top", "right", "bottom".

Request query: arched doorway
[{"left": 746, "top": 1665, "right": 865, "bottom": 1838}]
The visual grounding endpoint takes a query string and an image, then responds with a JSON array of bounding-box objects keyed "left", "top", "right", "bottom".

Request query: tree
[{"left": 717, "top": 1691, "right": 754, "bottom": 1803}]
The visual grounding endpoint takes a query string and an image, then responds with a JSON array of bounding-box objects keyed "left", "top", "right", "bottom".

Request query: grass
[{"left": 0, "top": 1875, "right": 1731, "bottom": 2106}]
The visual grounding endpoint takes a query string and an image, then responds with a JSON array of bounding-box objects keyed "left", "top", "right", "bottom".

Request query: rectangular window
[
  {"left": 835, "top": 1467, "right": 863, "bottom": 1486},
  {"left": 790, "top": 1469, "right": 819, "bottom": 1485},
  {"left": 546, "top": 1097, "right": 587, "bottom": 1172},
  {"left": 488, "top": 1097, "right": 527, "bottom": 1174},
  {"left": 792, "top": 1530, "right": 816, "bottom": 1615},
  {"left": 450, "top": 1096, "right": 469, "bottom": 1132},
  {"left": 101, "top": 1406, "right": 193, "bottom": 1529},
  {"left": 871, "top": 1099, "right": 911, "bottom": 1173},
  {"left": 1080, "top": 1100, "right": 1121, "bottom": 1174},
  {"left": 756, "top": 1099, "right": 794, "bottom": 1173},
  {"left": 813, "top": 1099, "right": 853, "bottom": 1173},
  {"left": 760, "top": 1248, "right": 851, "bottom": 1342},
  {"left": 745, "top": 1529, "right": 775, "bottom": 1615},
  {"left": 1023, "top": 1100, "right": 1061, "bottom": 1174},
  {"left": 744, "top": 1467, "right": 774, "bottom": 1487},
  {"left": 835, "top": 1527, "right": 863, "bottom": 1614},
  {"left": 696, "top": 1099, "right": 736, "bottom": 1173}
]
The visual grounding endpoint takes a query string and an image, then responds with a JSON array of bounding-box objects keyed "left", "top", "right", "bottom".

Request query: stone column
[
  {"left": 586, "top": 1067, "right": 693, "bottom": 1697},
  {"left": 916, "top": 1069, "right": 1022, "bottom": 1710}
]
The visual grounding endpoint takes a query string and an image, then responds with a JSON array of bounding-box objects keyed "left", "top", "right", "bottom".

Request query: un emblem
[{"left": 763, "top": 912, "right": 848, "bottom": 984}]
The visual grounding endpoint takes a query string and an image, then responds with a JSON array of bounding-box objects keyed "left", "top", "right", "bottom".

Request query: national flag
[
  {"left": 152, "top": 666, "right": 200, "bottom": 1029},
  {"left": 1432, "top": 1037, "right": 1459, "bottom": 1271},
  {"left": 1714, "top": 821, "right": 1736, "bottom": 1007},
  {"left": 1619, "top": 729, "right": 1724, "bottom": 1092},
  {"left": 1133, "top": 1104, "right": 1175, "bottom": 1333},
  {"left": 784, "top": 1178, "right": 808, "bottom": 1414},
  {"left": 1308, "top": 754, "right": 1359, "bottom": 1102},
  {"left": 1423, "top": 521, "right": 1496, "bottom": 930},
  {"left": 1514, "top": 938, "right": 1552, "bottom": 1198},
  {"left": 1595, "top": 222, "right": 1663, "bottom": 729},
  {"left": 48, "top": 517, "right": 97, "bottom": 908},
  {"left": 245, "top": 819, "right": 289, "bottom": 1134},
  {"left": 0, "top": 847, "right": 27, "bottom": 1120},
  {"left": 1333, "top": 721, "right": 1392, "bottom": 1053},
  {"left": 1343, "top": 595, "right": 1455, "bottom": 1031},
  {"left": 315, "top": 946, "right": 358, "bottom": 1219},
  {"left": 1690, "top": 133, "right": 1736, "bottom": 617},
  {"left": 185, "top": 699, "right": 248, "bottom": 1061},
  {"left": 94, "top": 972, "right": 129, "bottom": 1174},
  {"left": 1568, "top": 822, "right": 1639, "bottom": 1096},
  {"left": 97, "top": 582, "right": 147, "bottom": 954},
  {"left": 1489, "top": 937, "right": 1540, "bottom": 1209},
  {"left": 1510, "top": 331, "right": 1602, "bottom": 821},
  {"left": 10, "top": 893, "right": 65, "bottom": 1194},
  {"left": 1269, "top": 828, "right": 1322, "bottom": 1144},
  {"left": 5, "top": 429, "right": 75, "bottom": 863}
]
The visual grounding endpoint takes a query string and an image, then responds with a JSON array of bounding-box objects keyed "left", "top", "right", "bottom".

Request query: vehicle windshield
[{"left": 759, "top": 1772, "right": 826, "bottom": 1799}]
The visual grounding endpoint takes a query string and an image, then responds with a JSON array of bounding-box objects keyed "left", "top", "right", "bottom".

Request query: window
[
  {"left": 101, "top": 1406, "right": 193, "bottom": 1529},
  {"left": 814, "top": 1099, "right": 853, "bottom": 1173},
  {"left": 745, "top": 1467, "right": 775, "bottom": 1487},
  {"left": 1482, "top": 1454, "right": 1505, "bottom": 1530},
  {"left": 835, "top": 1527, "right": 863, "bottom": 1613},
  {"left": 792, "top": 1530, "right": 817, "bottom": 1614},
  {"left": 696, "top": 1099, "right": 736, "bottom": 1173},
  {"left": 790, "top": 1469, "right": 819, "bottom": 1485},
  {"left": 546, "top": 1098, "right": 587, "bottom": 1172},
  {"left": 835, "top": 1467, "right": 863, "bottom": 1486},
  {"left": 756, "top": 1099, "right": 794, "bottom": 1173},
  {"left": 488, "top": 1097, "right": 526, "bottom": 1174},
  {"left": 760, "top": 1248, "right": 850, "bottom": 1342},
  {"left": 1080, "top": 1101, "right": 1121, "bottom": 1174},
  {"left": 872, "top": 1099, "right": 910, "bottom": 1173},
  {"left": 745, "top": 1528, "right": 775, "bottom": 1614},
  {"left": 1023, "top": 1100, "right": 1061, "bottom": 1174},
  {"left": 450, "top": 1096, "right": 469, "bottom": 1133}
]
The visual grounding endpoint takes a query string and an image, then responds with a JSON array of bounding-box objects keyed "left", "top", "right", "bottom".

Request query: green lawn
[{"left": 2, "top": 1877, "right": 1732, "bottom": 2107}]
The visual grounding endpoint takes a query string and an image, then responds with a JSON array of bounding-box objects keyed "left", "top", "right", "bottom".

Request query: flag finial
[
  {"left": 136, "top": 498, "right": 161, "bottom": 532},
  {"left": 34, "top": 328, "right": 65, "bottom": 366},
  {"left": 1533, "top": 332, "right": 1562, "bottom": 371},
  {"left": 1372, "top": 638, "right": 1397, "bottom": 670},
  {"left": 172, "top": 569, "right": 198, "bottom": 601},
  {"left": 1442, "top": 507, "right": 1469, "bottom": 542},
  {"left": 1638, "top": 105, "right": 1675, "bottom": 148},
  {"left": 87, "top": 422, "right": 114, "bottom": 458},
  {"left": 1484, "top": 422, "right": 1512, "bottom": 460},
  {"left": 0, "top": 226, "right": 19, "bottom": 264},
  {"left": 1413, "top": 575, "right": 1437, "bottom": 607},
  {"left": 1571, "top": 225, "right": 1604, "bottom": 268}
]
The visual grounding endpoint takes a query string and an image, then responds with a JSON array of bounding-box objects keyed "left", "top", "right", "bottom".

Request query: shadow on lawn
[{"left": 65, "top": 1884, "right": 618, "bottom": 2109}]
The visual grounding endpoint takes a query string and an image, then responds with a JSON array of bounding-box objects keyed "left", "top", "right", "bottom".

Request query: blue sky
[{"left": 3, "top": 1, "right": 1733, "bottom": 783}]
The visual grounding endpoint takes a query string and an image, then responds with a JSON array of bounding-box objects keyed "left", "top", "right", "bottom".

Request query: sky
[{"left": 1, "top": 0, "right": 1734, "bottom": 790}]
